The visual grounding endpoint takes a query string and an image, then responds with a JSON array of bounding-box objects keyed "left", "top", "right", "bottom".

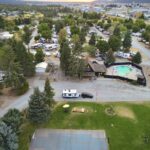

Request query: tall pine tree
[
  {"left": 28, "top": 88, "right": 50, "bottom": 124},
  {"left": 89, "top": 33, "right": 96, "bottom": 46},
  {"left": 44, "top": 78, "right": 55, "bottom": 107},
  {"left": 60, "top": 41, "right": 71, "bottom": 75},
  {"left": 123, "top": 31, "right": 132, "bottom": 52}
]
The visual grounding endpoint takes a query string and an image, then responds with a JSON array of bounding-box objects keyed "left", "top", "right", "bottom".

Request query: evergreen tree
[
  {"left": 44, "top": 78, "right": 55, "bottom": 107},
  {"left": 0, "top": 16, "right": 4, "bottom": 29},
  {"left": 2, "top": 109, "right": 23, "bottom": 134},
  {"left": 60, "top": 41, "right": 71, "bottom": 75},
  {"left": 0, "top": 121, "right": 18, "bottom": 150},
  {"left": 72, "top": 34, "right": 82, "bottom": 54},
  {"left": 79, "top": 28, "right": 87, "bottom": 44},
  {"left": 123, "top": 31, "right": 132, "bottom": 52},
  {"left": 23, "top": 26, "right": 31, "bottom": 45},
  {"left": 106, "top": 49, "right": 115, "bottom": 64},
  {"left": 35, "top": 49, "right": 45, "bottom": 64},
  {"left": 0, "top": 45, "right": 29, "bottom": 95},
  {"left": 58, "top": 28, "right": 67, "bottom": 45},
  {"left": 28, "top": 88, "right": 50, "bottom": 124},
  {"left": 108, "top": 35, "right": 122, "bottom": 51},
  {"left": 11, "top": 41, "right": 35, "bottom": 77},
  {"left": 71, "top": 25, "right": 80, "bottom": 35},
  {"left": 113, "top": 25, "right": 121, "bottom": 37},
  {"left": 132, "top": 52, "right": 142, "bottom": 64},
  {"left": 89, "top": 33, "right": 96, "bottom": 46}
]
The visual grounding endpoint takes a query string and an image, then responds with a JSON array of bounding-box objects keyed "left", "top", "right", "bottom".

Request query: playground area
[{"left": 106, "top": 64, "right": 143, "bottom": 81}]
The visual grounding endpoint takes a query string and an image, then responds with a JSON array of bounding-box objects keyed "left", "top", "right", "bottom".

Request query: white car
[{"left": 62, "top": 89, "right": 80, "bottom": 98}]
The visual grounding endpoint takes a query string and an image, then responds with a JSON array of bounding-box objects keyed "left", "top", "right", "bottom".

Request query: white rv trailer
[{"left": 62, "top": 89, "right": 80, "bottom": 98}]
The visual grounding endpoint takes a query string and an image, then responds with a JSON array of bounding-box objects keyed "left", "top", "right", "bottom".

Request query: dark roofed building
[{"left": 85, "top": 60, "right": 106, "bottom": 77}]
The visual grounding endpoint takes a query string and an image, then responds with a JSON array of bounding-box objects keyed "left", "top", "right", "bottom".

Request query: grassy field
[{"left": 19, "top": 102, "right": 150, "bottom": 150}]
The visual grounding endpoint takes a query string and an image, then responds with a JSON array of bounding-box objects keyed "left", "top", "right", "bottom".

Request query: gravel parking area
[{"left": 1, "top": 73, "right": 150, "bottom": 117}]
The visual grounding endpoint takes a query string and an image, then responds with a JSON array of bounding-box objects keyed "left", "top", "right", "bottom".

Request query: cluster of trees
[
  {"left": 88, "top": 24, "right": 142, "bottom": 64},
  {"left": 0, "top": 15, "right": 32, "bottom": 32},
  {"left": 0, "top": 78, "right": 55, "bottom": 149},
  {"left": 0, "top": 40, "right": 35, "bottom": 95},
  {"left": 97, "top": 19, "right": 112, "bottom": 30},
  {"left": 28, "top": 78, "right": 54, "bottom": 123},
  {"left": 38, "top": 23, "right": 52, "bottom": 39},
  {"left": 83, "top": 12, "right": 101, "bottom": 20},
  {"left": 15, "top": 17, "right": 31, "bottom": 26},
  {"left": 59, "top": 29, "right": 85, "bottom": 78},
  {"left": 0, "top": 16, "right": 18, "bottom": 31}
]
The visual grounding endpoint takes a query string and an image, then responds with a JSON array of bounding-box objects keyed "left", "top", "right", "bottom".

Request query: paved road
[
  {"left": 1, "top": 76, "right": 150, "bottom": 117},
  {"left": 132, "top": 36, "right": 150, "bottom": 65}
]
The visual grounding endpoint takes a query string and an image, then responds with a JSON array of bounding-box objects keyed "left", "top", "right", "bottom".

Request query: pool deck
[{"left": 106, "top": 65, "right": 143, "bottom": 81}]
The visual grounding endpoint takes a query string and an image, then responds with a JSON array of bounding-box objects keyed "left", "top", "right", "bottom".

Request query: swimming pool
[{"left": 113, "top": 65, "right": 132, "bottom": 77}]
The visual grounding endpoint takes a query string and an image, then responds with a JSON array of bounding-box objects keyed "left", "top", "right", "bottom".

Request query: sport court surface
[{"left": 30, "top": 129, "right": 109, "bottom": 150}]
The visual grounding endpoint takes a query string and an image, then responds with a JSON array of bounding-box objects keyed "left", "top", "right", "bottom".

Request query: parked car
[{"left": 81, "top": 92, "right": 93, "bottom": 99}]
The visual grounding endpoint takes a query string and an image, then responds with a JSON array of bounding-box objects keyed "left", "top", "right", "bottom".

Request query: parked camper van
[{"left": 62, "top": 89, "right": 80, "bottom": 98}]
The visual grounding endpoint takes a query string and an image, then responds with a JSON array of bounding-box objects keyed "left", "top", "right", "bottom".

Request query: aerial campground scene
[{"left": 1, "top": 0, "right": 150, "bottom": 150}]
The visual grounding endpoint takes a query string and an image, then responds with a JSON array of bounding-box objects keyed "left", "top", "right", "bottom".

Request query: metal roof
[{"left": 30, "top": 129, "right": 109, "bottom": 150}]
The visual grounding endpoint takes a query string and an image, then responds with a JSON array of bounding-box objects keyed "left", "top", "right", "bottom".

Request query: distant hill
[{"left": 0, "top": 0, "right": 24, "bottom": 4}]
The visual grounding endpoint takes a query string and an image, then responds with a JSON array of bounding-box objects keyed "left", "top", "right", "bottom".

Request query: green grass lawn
[{"left": 19, "top": 102, "right": 150, "bottom": 150}]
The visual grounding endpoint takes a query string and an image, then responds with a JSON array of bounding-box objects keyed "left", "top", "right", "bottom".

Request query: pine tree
[
  {"left": 2, "top": 109, "right": 23, "bottom": 134},
  {"left": 60, "top": 41, "right": 71, "bottom": 75},
  {"left": 35, "top": 49, "right": 45, "bottom": 64},
  {"left": 89, "top": 33, "right": 96, "bottom": 46},
  {"left": 28, "top": 88, "right": 50, "bottom": 124},
  {"left": 44, "top": 78, "right": 55, "bottom": 107},
  {"left": 113, "top": 25, "right": 121, "bottom": 37},
  {"left": 132, "top": 52, "right": 142, "bottom": 64},
  {"left": 108, "top": 35, "right": 122, "bottom": 51},
  {"left": 10, "top": 41, "right": 35, "bottom": 77},
  {"left": 0, "top": 121, "right": 18, "bottom": 150},
  {"left": 123, "top": 31, "right": 132, "bottom": 52},
  {"left": 106, "top": 49, "right": 115, "bottom": 64}
]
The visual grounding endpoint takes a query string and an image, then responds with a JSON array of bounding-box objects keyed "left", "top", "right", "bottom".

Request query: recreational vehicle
[{"left": 62, "top": 89, "right": 80, "bottom": 98}]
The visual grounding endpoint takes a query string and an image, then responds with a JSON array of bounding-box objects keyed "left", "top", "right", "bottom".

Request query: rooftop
[
  {"left": 88, "top": 61, "right": 106, "bottom": 73},
  {"left": 30, "top": 129, "right": 109, "bottom": 150}
]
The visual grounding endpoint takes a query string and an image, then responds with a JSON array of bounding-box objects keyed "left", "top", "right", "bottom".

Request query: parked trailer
[{"left": 62, "top": 89, "right": 80, "bottom": 98}]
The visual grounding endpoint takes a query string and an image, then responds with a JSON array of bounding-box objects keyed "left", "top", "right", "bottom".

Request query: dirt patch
[
  {"left": 115, "top": 106, "right": 136, "bottom": 120},
  {"left": 71, "top": 106, "right": 93, "bottom": 114}
]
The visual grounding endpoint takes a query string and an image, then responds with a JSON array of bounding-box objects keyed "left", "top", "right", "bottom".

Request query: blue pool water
[{"left": 114, "top": 65, "right": 132, "bottom": 76}]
